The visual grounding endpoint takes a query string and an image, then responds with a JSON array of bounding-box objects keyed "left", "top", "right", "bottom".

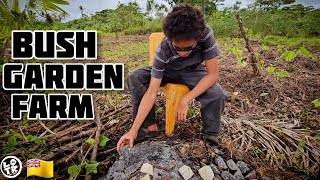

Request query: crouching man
[{"left": 117, "top": 4, "right": 228, "bottom": 153}]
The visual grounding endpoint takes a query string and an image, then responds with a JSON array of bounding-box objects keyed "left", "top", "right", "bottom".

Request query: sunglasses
[{"left": 172, "top": 41, "right": 197, "bottom": 52}]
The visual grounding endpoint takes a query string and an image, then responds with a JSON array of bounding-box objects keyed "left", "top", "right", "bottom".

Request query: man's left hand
[{"left": 176, "top": 98, "right": 188, "bottom": 123}]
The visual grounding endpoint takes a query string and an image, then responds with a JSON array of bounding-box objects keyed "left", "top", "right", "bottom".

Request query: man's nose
[{"left": 178, "top": 51, "right": 190, "bottom": 57}]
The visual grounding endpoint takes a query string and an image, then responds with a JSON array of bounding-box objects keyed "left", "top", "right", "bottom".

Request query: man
[{"left": 117, "top": 4, "right": 228, "bottom": 153}]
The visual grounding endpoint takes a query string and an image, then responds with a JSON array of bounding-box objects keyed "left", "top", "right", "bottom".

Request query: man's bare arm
[
  {"left": 175, "top": 57, "right": 219, "bottom": 122},
  {"left": 130, "top": 77, "right": 161, "bottom": 133},
  {"left": 183, "top": 57, "right": 219, "bottom": 103}
]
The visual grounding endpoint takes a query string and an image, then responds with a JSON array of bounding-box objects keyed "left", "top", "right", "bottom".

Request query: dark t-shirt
[{"left": 151, "top": 25, "right": 221, "bottom": 79}]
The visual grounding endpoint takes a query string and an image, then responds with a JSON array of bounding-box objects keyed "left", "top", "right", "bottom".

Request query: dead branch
[
  {"left": 236, "top": 13, "right": 259, "bottom": 75},
  {"left": 101, "top": 104, "right": 131, "bottom": 121},
  {"left": 55, "top": 146, "right": 82, "bottom": 166},
  {"left": 39, "top": 120, "right": 59, "bottom": 138},
  {"left": 40, "top": 139, "right": 83, "bottom": 160},
  {"left": 85, "top": 102, "right": 102, "bottom": 180},
  {"left": 73, "top": 146, "right": 93, "bottom": 180}
]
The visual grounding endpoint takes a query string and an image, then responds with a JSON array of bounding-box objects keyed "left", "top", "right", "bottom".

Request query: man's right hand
[{"left": 116, "top": 130, "right": 138, "bottom": 154}]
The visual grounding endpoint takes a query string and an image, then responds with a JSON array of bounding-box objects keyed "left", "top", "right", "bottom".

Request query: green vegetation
[
  {"left": 312, "top": 99, "right": 320, "bottom": 108},
  {"left": 263, "top": 35, "right": 320, "bottom": 49},
  {"left": 101, "top": 42, "right": 148, "bottom": 59},
  {"left": 15, "top": 1, "right": 320, "bottom": 40}
]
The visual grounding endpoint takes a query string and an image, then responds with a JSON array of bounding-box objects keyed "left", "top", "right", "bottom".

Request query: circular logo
[{"left": 0, "top": 156, "right": 22, "bottom": 178}]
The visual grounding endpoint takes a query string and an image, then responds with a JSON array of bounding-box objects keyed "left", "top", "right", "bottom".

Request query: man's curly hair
[{"left": 163, "top": 4, "right": 206, "bottom": 41}]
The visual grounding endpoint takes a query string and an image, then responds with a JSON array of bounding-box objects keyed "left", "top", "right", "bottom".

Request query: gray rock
[
  {"left": 212, "top": 146, "right": 224, "bottom": 155},
  {"left": 236, "top": 161, "right": 250, "bottom": 174},
  {"left": 226, "top": 159, "right": 239, "bottom": 171},
  {"left": 234, "top": 171, "right": 245, "bottom": 180},
  {"left": 221, "top": 171, "right": 236, "bottom": 180},
  {"left": 209, "top": 163, "right": 220, "bottom": 175},
  {"left": 215, "top": 156, "right": 228, "bottom": 170},
  {"left": 99, "top": 142, "right": 202, "bottom": 180}
]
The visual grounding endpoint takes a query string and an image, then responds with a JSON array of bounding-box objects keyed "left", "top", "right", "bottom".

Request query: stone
[
  {"left": 226, "top": 159, "right": 239, "bottom": 171},
  {"left": 162, "top": 175, "right": 169, "bottom": 180},
  {"left": 169, "top": 160, "right": 176, "bottom": 168},
  {"left": 140, "top": 163, "right": 153, "bottom": 176},
  {"left": 179, "top": 143, "right": 190, "bottom": 157},
  {"left": 100, "top": 142, "right": 202, "bottom": 180},
  {"left": 179, "top": 165, "right": 194, "bottom": 180},
  {"left": 198, "top": 165, "right": 214, "bottom": 180},
  {"left": 214, "top": 175, "right": 222, "bottom": 180},
  {"left": 236, "top": 161, "right": 250, "bottom": 174},
  {"left": 221, "top": 171, "right": 236, "bottom": 180},
  {"left": 247, "top": 130, "right": 254, "bottom": 137},
  {"left": 140, "top": 174, "right": 150, "bottom": 180},
  {"left": 234, "top": 171, "right": 245, "bottom": 180},
  {"left": 215, "top": 156, "right": 228, "bottom": 170},
  {"left": 209, "top": 163, "right": 220, "bottom": 175},
  {"left": 212, "top": 146, "right": 224, "bottom": 155},
  {"left": 245, "top": 170, "right": 257, "bottom": 179},
  {"left": 201, "top": 159, "right": 210, "bottom": 165}
]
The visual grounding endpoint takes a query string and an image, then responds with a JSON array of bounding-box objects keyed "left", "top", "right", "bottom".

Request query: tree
[
  {"left": 163, "top": 0, "right": 225, "bottom": 16},
  {"left": 79, "top": 5, "right": 84, "bottom": 18},
  {"left": 254, "top": 0, "right": 295, "bottom": 10},
  {"left": 0, "top": 0, "right": 27, "bottom": 58},
  {"left": 155, "top": 4, "right": 168, "bottom": 19},
  {"left": 0, "top": 0, "right": 69, "bottom": 57},
  {"left": 233, "top": 0, "right": 241, "bottom": 12},
  {"left": 146, "top": 0, "right": 155, "bottom": 18},
  {"left": 27, "top": 0, "right": 69, "bottom": 24}
]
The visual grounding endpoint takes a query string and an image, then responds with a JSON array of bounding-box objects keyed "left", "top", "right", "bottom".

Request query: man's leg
[
  {"left": 196, "top": 83, "right": 227, "bottom": 136},
  {"left": 178, "top": 64, "right": 228, "bottom": 143},
  {"left": 127, "top": 67, "right": 156, "bottom": 129},
  {"left": 127, "top": 66, "right": 177, "bottom": 130}
]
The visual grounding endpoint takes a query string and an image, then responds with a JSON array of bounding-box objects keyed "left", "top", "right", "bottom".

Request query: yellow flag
[{"left": 27, "top": 159, "right": 54, "bottom": 178}]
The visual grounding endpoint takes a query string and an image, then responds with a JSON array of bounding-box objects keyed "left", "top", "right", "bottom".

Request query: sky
[{"left": 20, "top": 0, "right": 320, "bottom": 22}]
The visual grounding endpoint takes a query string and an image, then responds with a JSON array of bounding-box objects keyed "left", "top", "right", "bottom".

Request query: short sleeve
[
  {"left": 151, "top": 39, "right": 168, "bottom": 79},
  {"left": 201, "top": 25, "right": 221, "bottom": 60}
]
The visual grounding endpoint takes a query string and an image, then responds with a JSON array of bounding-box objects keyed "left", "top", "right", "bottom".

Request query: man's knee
[
  {"left": 128, "top": 69, "right": 141, "bottom": 83},
  {"left": 200, "top": 83, "right": 228, "bottom": 103},
  {"left": 212, "top": 83, "right": 228, "bottom": 100},
  {"left": 127, "top": 67, "right": 151, "bottom": 91}
]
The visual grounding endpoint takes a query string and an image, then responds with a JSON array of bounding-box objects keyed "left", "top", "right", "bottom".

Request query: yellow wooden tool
[{"left": 149, "top": 33, "right": 190, "bottom": 136}]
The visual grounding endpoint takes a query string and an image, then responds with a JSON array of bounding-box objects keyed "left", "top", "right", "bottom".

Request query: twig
[
  {"left": 39, "top": 139, "right": 83, "bottom": 160},
  {"left": 85, "top": 102, "right": 102, "bottom": 180},
  {"left": 53, "top": 121, "right": 73, "bottom": 133},
  {"left": 43, "top": 121, "right": 94, "bottom": 140},
  {"left": 101, "top": 104, "right": 131, "bottom": 121},
  {"left": 98, "top": 147, "right": 116, "bottom": 155},
  {"left": 125, "top": 169, "right": 140, "bottom": 180},
  {"left": 150, "top": 162, "right": 170, "bottom": 172},
  {"left": 56, "top": 147, "right": 82, "bottom": 166},
  {"left": 39, "top": 120, "right": 58, "bottom": 138},
  {"left": 73, "top": 146, "right": 93, "bottom": 180},
  {"left": 19, "top": 124, "right": 28, "bottom": 142},
  {"left": 52, "top": 129, "right": 95, "bottom": 145},
  {"left": 105, "top": 114, "right": 131, "bottom": 135}
]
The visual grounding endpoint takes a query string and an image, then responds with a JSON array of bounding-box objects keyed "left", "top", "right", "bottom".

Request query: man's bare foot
[{"left": 146, "top": 124, "right": 158, "bottom": 131}]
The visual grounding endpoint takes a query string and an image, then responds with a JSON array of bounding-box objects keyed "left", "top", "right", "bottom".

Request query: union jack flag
[{"left": 27, "top": 159, "right": 40, "bottom": 168}]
